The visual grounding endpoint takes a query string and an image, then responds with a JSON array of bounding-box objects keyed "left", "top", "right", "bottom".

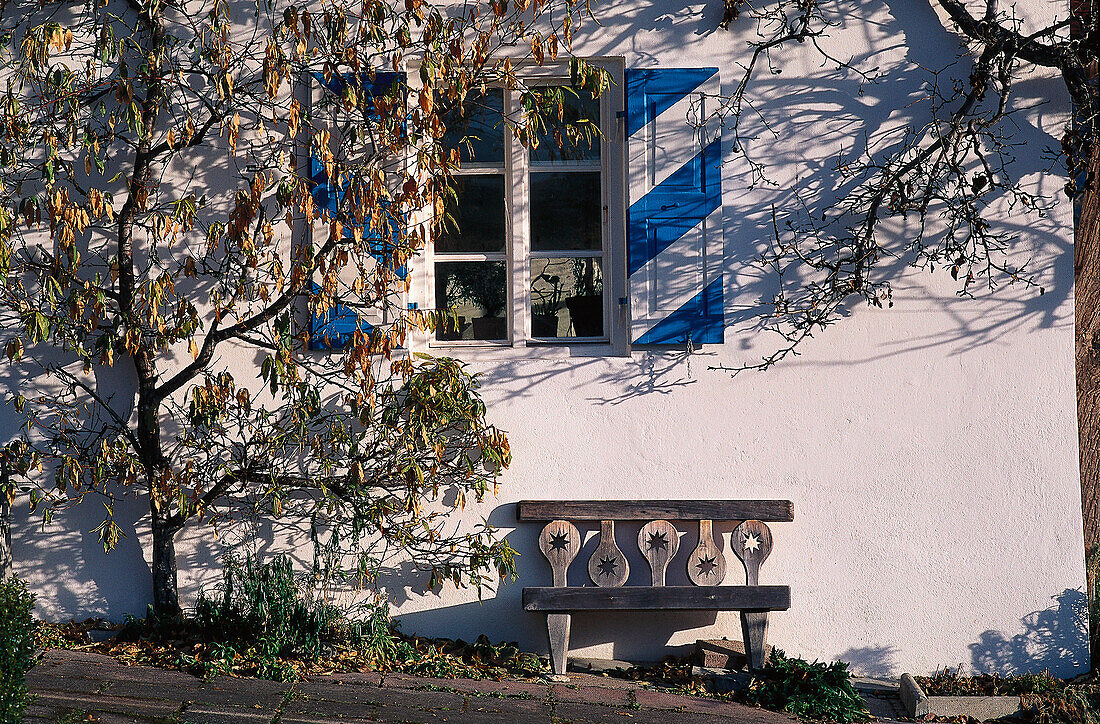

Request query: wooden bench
[{"left": 518, "top": 500, "right": 794, "bottom": 675}]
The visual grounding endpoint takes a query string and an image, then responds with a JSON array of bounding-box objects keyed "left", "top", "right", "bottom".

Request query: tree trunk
[
  {"left": 151, "top": 511, "right": 179, "bottom": 616},
  {"left": 1076, "top": 140, "right": 1100, "bottom": 668},
  {"left": 117, "top": 6, "right": 178, "bottom": 618},
  {"left": 1, "top": 459, "right": 12, "bottom": 581},
  {"left": 0, "top": 499, "right": 10, "bottom": 581},
  {"left": 1074, "top": 0, "right": 1100, "bottom": 670}
]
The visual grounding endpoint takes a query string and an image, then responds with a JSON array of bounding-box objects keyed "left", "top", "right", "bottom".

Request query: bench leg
[
  {"left": 740, "top": 611, "right": 769, "bottom": 670},
  {"left": 546, "top": 613, "right": 571, "bottom": 675}
]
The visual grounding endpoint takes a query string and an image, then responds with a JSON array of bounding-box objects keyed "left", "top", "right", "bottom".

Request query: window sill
[{"left": 423, "top": 342, "right": 628, "bottom": 361}]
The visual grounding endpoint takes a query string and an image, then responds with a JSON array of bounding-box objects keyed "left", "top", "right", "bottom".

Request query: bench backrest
[{"left": 517, "top": 499, "right": 794, "bottom": 588}]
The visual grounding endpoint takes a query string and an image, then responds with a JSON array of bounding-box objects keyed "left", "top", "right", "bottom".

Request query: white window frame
[{"left": 409, "top": 58, "right": 628, "bottom": 358}]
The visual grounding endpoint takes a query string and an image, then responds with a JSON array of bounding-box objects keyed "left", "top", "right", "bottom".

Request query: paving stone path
[{"left": 27, "top": 650, "right": 796, "bottom": 723}]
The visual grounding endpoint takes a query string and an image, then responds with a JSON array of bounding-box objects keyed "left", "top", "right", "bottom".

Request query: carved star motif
[
  {"left": 696, "top": 554, "right": 719, "bottom": 576},
  {"left": 548, "top": 531, "right": 570, "bottom": 552},
  {"left": 596, "top": 556, "right": 620, "bottom": 577},
  {"left": 742, "top": 533, "right": 761, "bottom": 553},
  {"left": 646, "top": 531, "right": 669, "bottom": 553}
]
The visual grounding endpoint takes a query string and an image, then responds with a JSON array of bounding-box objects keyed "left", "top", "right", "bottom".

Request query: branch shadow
[
  {"left": 838, "top": 644, "right": 900, "bottom": 678},
  {"left": 969, "top": 588, "right": 1089, "bottom": 676}
]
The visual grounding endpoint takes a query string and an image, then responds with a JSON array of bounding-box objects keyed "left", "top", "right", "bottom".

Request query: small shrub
[
  {"left": 192, "top": 554, "right": 343, "bottom": 664},
  {"left": 0, "top": 576, "right": 37, "bottom": 722},
  {"left": 116, "top": 554, "right": 396, "bottom": 681},
  {"left": 737, "top": 650, "right": 871, "bottom": 723}
]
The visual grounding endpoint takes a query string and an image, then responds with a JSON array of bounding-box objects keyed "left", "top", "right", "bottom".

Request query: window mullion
[{"left": 509, "top": 91, "right": 531, "bottom": 347}]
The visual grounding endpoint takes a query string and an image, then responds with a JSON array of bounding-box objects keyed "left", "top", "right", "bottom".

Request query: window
[{"left": 426, "top": 68, "right": 622, "bottom": 348}]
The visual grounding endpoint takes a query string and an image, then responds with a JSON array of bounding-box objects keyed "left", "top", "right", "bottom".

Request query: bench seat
[{"left": 523, "top": 585, "right": 791, "bottom": 611}]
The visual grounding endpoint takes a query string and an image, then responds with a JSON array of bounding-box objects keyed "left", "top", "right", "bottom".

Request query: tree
[
  {"left": 0, "top": 0, "right": 603, "bottom": 615},
  {"left": 713, "top": 0, "right": 1099, "bottom": 658}
]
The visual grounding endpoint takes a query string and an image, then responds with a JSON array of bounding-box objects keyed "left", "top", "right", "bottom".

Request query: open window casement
[
  {"left": 626, "top": 68, "right": 724, "bottom": 345},
  {"left": 308, "top": 71, "right": 408, "bottom": 350}
]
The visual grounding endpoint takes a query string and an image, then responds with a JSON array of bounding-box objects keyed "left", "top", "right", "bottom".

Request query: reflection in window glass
[
  {"left": 530, "top": 258, "right": 603, "bottom": 338},
  {"left": 530, "top": 88, "right": 601, "bottom": 165},
  {"left": 531, "top": 172, "right": 601, "bottom": 252},
  {"left": 441, "top": 89, "right": 505, "bottom": 164},
  {"left": 436, "top": 175, "right": 507, "bottom": 253},
  {"left": 435, "top": 261, "right": 508, "bottom": 341}
]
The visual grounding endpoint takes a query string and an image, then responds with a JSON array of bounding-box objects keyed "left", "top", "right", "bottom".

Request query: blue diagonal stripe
[
  {"left": 634, "top": 276, "right": 723, "bottom": 345},
  {"left": 628, "top": 137, "right": 721, "bottom": 276},
  {"left": 625, "top": 68, "right": 717, "bottom": 137}
]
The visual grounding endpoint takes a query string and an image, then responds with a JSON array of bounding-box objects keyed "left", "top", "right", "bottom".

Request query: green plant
[
  {"left": 52, "top": 712, "right": 92, "bottom": 724},
  {"left": 0, "top": 577, "right": 36, "bottom": 722},
  {"left": 193, "top": 554, "right": 341, "bottom": 663},
  {"left": 736, "top": 650, "right": 871, "bottom": 724},
  {"left": 112, "top": 554, "right": 396, "bottom": 681}
]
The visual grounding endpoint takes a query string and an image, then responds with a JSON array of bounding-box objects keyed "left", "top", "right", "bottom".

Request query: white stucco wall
[{"left": 10, "top": 0, "right": 1088, "bottom": 677}]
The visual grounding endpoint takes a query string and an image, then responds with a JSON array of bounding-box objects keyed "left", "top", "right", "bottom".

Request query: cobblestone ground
[{"left": 27, "top": 650, "right": 797, "bottom": 723}]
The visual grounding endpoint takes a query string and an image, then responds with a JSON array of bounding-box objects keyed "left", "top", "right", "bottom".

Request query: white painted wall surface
[{"left": 10, "top": 0, "right": 1088, "bottom": 677}]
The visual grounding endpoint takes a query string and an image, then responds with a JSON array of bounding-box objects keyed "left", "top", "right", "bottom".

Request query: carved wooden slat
[
  {"left": 523, "top": 585, "right": 791, "bottom": 611},
  {"left": 587, "top": 520, "right": 629, "bottom": 587},
  {"left": 638, "top": 520, "right": 679, "bottom": 586},
  {"left": 539, "top": 520, "right": 581, "bottom": 587},
  {"left": 687, "top": 519, "right": 726, "bottom": 585},
  {"left": 517, "top": 500, "right": 794, "bottom": 522},
  {"left": 731, "top": 519, "right": 773, "bottom": 586}
]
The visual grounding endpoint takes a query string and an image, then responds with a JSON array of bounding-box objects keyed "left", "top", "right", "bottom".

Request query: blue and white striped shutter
[
  {"left": 309, "top": 72, "right": 406, "bottom": 350},
  {"left": 625, "top": 68, "right": 724, "bottom": 345}
]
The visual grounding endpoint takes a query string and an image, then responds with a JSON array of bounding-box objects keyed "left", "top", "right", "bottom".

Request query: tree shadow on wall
[
  {"left": 837, "top": 644, "right": 900, "bottom": 678},
  {"left": 969, "top": 589, "right": 1089, "bottom": 676}
]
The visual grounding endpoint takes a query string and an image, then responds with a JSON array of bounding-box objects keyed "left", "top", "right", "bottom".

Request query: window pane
[
  {"left": 436, "top": 175, "right": 506, "bottom": 253},
  {"left": 530, "top": 257, "right": 604, "bottom": 338},
  {"left": 530, "top": 172, "right": 601, "bottom": 252},
  {"left": 441, "top": 89, "right": 505, "bottom": 164},
  {"left": 435, "top": 261, "right": 508, "bottom": 341},
  {"left": 530, "top": 88, "right": 600, "bottom": 166}
]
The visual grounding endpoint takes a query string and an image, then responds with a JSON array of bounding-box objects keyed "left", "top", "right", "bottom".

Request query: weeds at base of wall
[
  {"left": 913, "top": 667, "right": 1100, "bottom": 724},
  {"left": 1013, "top": 686, "right": 1100, "bottom": 724},
  {"left": 918, "top": 667, "right": 1064, "bottom": 697},
  {"left": 36, "top": 553, "right": 547, "bottom": 683},
  {"left": 38, "top": 616, "right": 550, "bottom": 684},
  {"left": 0, "top": 576, "right": 36, "bottom": 722}
]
